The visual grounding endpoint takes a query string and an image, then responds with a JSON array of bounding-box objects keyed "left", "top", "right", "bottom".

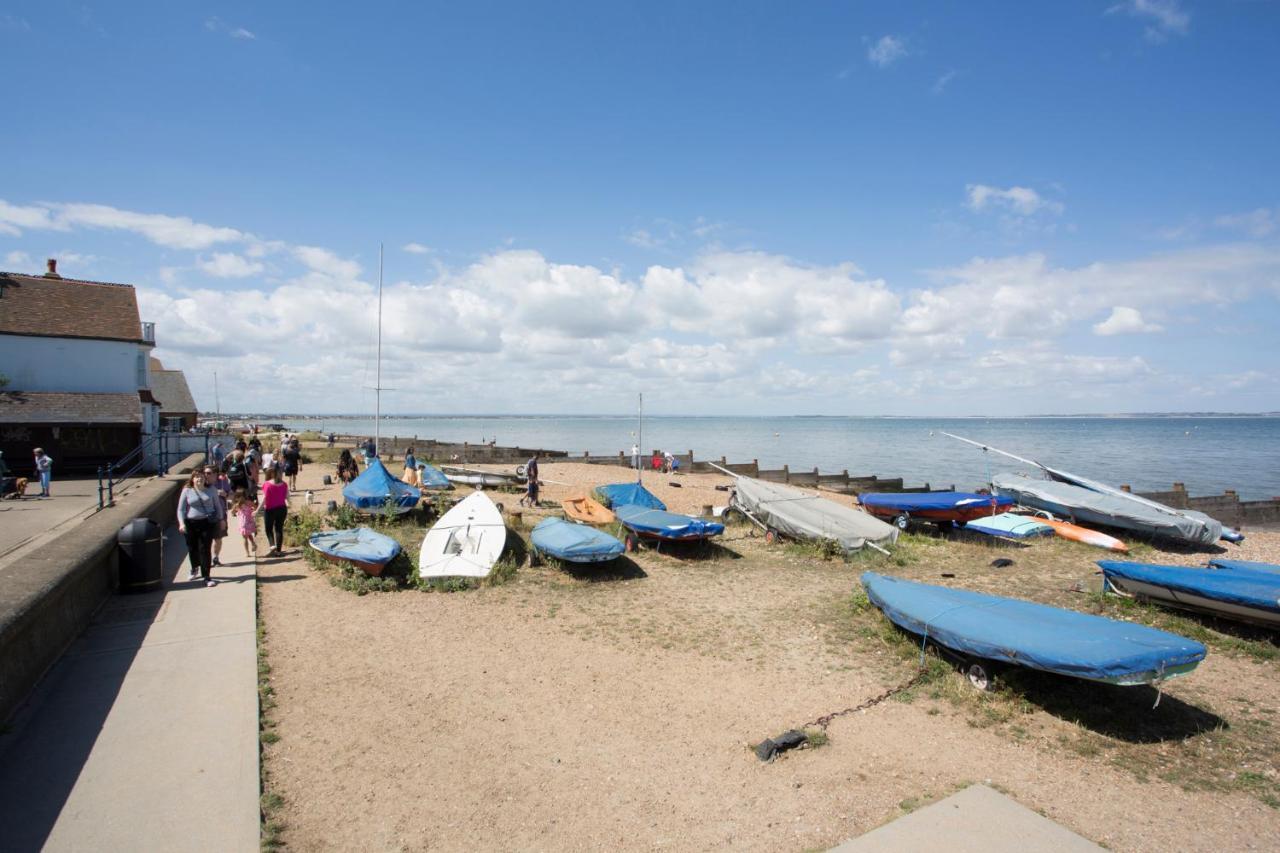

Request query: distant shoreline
[{"left": 203, "top": 412, "right": 1280, "bottom": 421}]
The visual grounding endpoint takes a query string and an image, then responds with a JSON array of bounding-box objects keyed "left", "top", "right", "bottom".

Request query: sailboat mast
[
  {"left": 375, "top": 243, "right": 383, "bottom": 457},
  {"left": 213, "top": 371, "right": 220, "bottom": 419},
  {"left": 636, "top": 392, "right": 643, "bottom": 483}
]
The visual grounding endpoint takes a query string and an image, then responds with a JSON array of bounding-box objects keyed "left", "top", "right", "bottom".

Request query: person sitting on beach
[{"left": 336, "top": 449, "right": 360, "bottom": 484}]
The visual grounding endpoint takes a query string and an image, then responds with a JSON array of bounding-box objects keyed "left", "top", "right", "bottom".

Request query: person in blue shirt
[
  {"left": 519, "top": 453, "right": 540, "bottom": 507},
  {"left": 403, "top": 446, "right": 418, "bottom": 485}
]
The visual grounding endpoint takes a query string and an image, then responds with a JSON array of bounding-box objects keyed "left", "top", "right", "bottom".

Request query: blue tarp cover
[
  {"left": 965, "top": 513, "right": 1054, "bottom": 538},
  {"left": 1209, "top": 558, "right": 1280, "bottom": 575},
  {"left": 417, "top": 463, "right": 452, "bottom": 490},
  {"left": 342, "top": 459, "right": 421, "bottom": 510},
  {"left": 309, "top": 527, "right": 402, "bottom": 565},
  {"left": 859, "top": 492, "right": 1011, "bottom": 513},
  {"left": 615, "top": 503, "right": 724, "bottom": 540},
  {"left": 531, "top": 518, "right": 625, "bottom": 563},
  {"left": 862, "top": 572, "right": 1206, "bottom": 683},
  {"left": 1099, "top": 561, "right": 1280, "bottom": 615},
  {"left": 594, "top": 482, "right": 666, "bottom": 510}
]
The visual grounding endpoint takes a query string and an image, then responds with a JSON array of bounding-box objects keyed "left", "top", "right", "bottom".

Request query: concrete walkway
[
  {"left": 830, "top": 784, "right": 1102, "bottom": 852},
  {"left": 0, "top": 476, "right": 144, "bottom": 565},
  {"left": 0, "top": 522, "right": 260, "bottom": 852}
]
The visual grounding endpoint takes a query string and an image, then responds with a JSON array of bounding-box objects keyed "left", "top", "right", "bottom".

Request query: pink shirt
[{"left": 261, "top": 480, "right": 289, "bottom": 510}]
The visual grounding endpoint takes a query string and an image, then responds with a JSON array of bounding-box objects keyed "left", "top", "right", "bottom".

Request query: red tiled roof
[
  {"left": 150, "top": 369, "right": 198, "bottom": 414},
  {"left": 0, "top": 272, "right": 143, "bottom": 343},
  {"left": 0, "top": 391, "right": 142, "bottom": 424}
]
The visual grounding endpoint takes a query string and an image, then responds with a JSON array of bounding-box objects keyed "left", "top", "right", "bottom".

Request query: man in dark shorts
[
  {"left": 520, "top": 453, "right": 540, "bottom": 508},
  {"left": 282, "top": 439, "right": 302, "bottom": 490}
]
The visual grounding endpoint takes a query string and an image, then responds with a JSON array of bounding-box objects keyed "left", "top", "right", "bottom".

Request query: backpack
[{"left": 226, "top": 458, "right": 248, "bottom": 482}]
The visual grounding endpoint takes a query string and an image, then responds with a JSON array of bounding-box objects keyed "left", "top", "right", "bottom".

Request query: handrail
[{"left": 98, "top": 432, "right": 210, "bottom": 508}]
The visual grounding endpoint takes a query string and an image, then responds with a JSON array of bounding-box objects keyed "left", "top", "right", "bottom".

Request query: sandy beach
[{"left": 257, "top": 456, "right": 1280, "bottom": 851}]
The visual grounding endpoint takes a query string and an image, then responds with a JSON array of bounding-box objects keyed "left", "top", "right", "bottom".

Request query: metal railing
[{"left": 98, "top": 432, "right": 209, "bottom": 508}]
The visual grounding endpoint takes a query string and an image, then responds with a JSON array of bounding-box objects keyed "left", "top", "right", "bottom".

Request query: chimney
[{"left": 44, "top": 258, "right": 61, "bottom": 279}]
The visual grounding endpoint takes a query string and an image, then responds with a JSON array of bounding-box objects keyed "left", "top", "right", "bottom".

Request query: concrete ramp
[{"left": 831, "top": 784, "right": 1102, "bottom": 852}]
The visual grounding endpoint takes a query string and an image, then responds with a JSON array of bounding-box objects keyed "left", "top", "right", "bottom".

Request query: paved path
[
  {"left": 0, "top": 522, "right": 260, "bottom": 852},
  {"left": 0, "top": 476, "right": 143, "bottom": 566},
  {"left": 830, "top": 784, "right": 1102, "bottom": 852}
]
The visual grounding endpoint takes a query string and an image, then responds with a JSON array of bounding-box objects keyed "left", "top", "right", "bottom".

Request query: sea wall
[
  {"left": 1130, "top": 482, "right": 1280, "bottom": 529},
  {"left": 0, "top": 453, "right": 203, "bottom": 724}
]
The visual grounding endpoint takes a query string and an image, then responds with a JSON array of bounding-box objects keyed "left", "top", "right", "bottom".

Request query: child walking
[{"left": 231, "top": 488, "right": 259, "bottom": 557}]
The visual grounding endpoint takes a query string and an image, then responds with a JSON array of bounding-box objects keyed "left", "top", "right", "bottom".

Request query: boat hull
[
  {"left": 730, "top": 476, "right": 897, "bottom": 552},
  {"left": 1032, "top": 516, "right": 1128, "bottom": 552},
  {"left": 859, "top": 492, "right": 1011, "bottom": 525},
  {"left": 562, "top": 494, "right": 616, "bottom": 525},
  {"left": 308, "top": 528, "right": 402, "bottom": 577},
  {"left": 419, "top": 490, "right": 507, "bottom": 578},
  {"left": 531, "top": 518, "right": 624, "bottom": 563},
  {"left": 1099, "top": 561, "right": 1280, "bottom": 628}
]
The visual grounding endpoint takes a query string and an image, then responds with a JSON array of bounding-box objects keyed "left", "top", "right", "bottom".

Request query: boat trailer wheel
[
  {"left": 965, "top": 659, "right": 996, "bottom": 692},
  {"left": 895, "top": 514, "right": 910, "bottom": 530}
]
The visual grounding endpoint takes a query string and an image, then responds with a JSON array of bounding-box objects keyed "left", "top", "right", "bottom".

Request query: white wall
[{"left": 0, "top": 335, "right": 146, "bottom": 393}]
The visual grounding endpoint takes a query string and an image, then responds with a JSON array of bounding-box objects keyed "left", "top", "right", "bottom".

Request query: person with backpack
[
  {"left": 224, "top": 449, "right": 252, "bottom": 496},
  {"left": 282, "top": 438, "right": 302, "bottom": 490}
]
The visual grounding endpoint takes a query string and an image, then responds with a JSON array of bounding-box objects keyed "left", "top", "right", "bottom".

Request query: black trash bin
[{"left": 118, "top": 518, "right": 163, "bottom": 593}]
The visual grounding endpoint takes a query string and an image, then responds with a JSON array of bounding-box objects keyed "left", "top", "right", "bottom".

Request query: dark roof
[
  {"left": 0, "top": 391, "right": 142, "bottom": 424},
  {"left": 150, "top": 368, "right": 197, "bottom": 415},
  {"left": 0, "top": 271, "right": 144, "bottom": 343}
]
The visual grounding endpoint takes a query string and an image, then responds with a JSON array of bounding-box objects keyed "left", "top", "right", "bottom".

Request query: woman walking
[
  {"left": 261, "top": 464, "right": 290, "bottom": 557},
  {"left": 177, "top": 469, "right": 225, "bottom": 587}
]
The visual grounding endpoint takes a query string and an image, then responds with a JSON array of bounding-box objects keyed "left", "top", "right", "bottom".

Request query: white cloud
[
  {"left": 230, "top": 27, "right": 256, "bottom": 40},
  {"left": 402, "top": 242, "right": 434, "bottom": 255},
  {"left": 0, "top": 200, "right": 63, "bottom": 235},
  {"left": 931, "top": 70, "right": 957, "bottom": 95},
  {"left": 205, "top": 17, "right": 256, "bottom": 41},
  {"left": 198, "top": 252, "right": 265, "bottom": 278},
  {"left": 1093, "top": 306, "right": 1163, "bottom": 336},
  {"left": 51, "top": 202, "right": 243, "bottom": 249},
  {"left": 1107, "top": 0, "right": 1189, "bottom": 42},
  {"left": 1215, "top": 208, "right": 1275, "bottom": 238},
  {"left": 625, "top": 228, "right": 664, "bottom": 249},
  {"left": 292, "top": 245, "right": 361, "bottom": 279},
  {"left": 867, "top": 35, "right": 907, "bottom": 68},
  {"left": 966, "top": 184, "right": 1062, "bottom": 217},
  {"left": 4, "top": 250, "right": 32, "bottom": 269}
]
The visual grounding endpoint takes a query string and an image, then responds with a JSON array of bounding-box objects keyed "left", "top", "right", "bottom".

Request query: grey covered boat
[
  {"left": 993, "top": 472, "right": 1224, "bottom": 547},
  {"left": 729, "top": 476, "right": 899, "bottom": 553}
]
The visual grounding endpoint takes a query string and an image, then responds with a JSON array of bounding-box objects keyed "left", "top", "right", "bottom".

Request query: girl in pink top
[
  {"left": 261, "top": 464, "right": 290, "bottom": 557},
  {"left": 230, "top": 488, "right": 258, "bottom": 556}
]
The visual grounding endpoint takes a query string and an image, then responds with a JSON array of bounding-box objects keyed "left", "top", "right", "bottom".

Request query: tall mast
[
  {"left": 375, "top": 243, "right": 384, "bottom": 456},
  {"left": 213, "top": 371, "right": 220, "bottom": 419},
  {"left": 636, "top": 392, "right": 643, "bottom": 483}
]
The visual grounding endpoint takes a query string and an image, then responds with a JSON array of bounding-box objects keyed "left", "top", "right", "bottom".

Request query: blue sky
[{"left": 2, "top": 1, "right": 1278, "bottom": 415}]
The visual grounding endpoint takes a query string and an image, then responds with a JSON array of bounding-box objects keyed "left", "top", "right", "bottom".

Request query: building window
[{"left": 137, "top": 352, "right": 148, "bottom": 388}]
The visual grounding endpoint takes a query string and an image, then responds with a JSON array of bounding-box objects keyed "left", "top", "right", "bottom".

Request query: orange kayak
[
  {"left": 563, "top": 494, "right": 616, "bottom": 525},
  {"left": 1032, "top": 516, "right": 1128, "bottom": 552}
]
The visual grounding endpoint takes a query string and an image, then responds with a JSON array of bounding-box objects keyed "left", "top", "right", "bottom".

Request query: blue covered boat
[
  {"left": 343, "top": 459, "right": 421, "bottom": 514},
  {"left": 614, "top": 503, "right": 724, "bottom": 548},
  {"left": 964, "top": 513, "right": 1054, "bottom": 539},
  {"left": 862, "top": 572, "right": 1206, "bottom": 685},
  {"left": 531, "top": 518, "right": 625, "bottom": 564},
  {"left": 1099, "top": 560, "right": 1280, "bottom": 628},
  {"left": 594, "top": 482, "right": 666, "bottom": 510},
  {"left": 1209, "top": 558, "right": 1280, "bottom": 575},
  {"left": 859, "top": 492, "right": 1011, "bottom": 528},
  {"left": 308, "top": 527, "right": 402, "bottom": 577},
  {"left": 417, "top": 463, "right": 452, "bottom": 491}
]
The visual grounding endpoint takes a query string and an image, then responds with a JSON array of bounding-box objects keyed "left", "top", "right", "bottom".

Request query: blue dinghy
[
  {"left": 1209, "top": 558, "right": 1280, "bottom": 575},
  {"left": 308, "top": 527, "right": 402, "bottom": 577},
  {"left": 594, "top": 482, "right": 666, "bottom": 510},
  {"left": 859, "top": 492, "right": 1012, "bottom": 528},
  {"left": 531, "top": 518, "right": 625, "bottom": 564},
  {"left": 343, "top": 459, "right": 421, "bottom": 514},
  {"left": 965, "top": 513, "right": 1054, "bottom": 539},
  {"left": 417, "top": 463, "right": 452, "bottom": 491},
  {"left": 615, "top": 503, "right": 724, "bottom": 547},
  {"left": 1099, "top": 560, "right": 1280, "bottom": 628},
  {"left": 862, "top": 572, "right": 1206, "bottom": 685}
]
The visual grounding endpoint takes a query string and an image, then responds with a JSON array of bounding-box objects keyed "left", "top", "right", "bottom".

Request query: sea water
[{"left": 278, "top": 415, "right": 1280, "bottom": 502}]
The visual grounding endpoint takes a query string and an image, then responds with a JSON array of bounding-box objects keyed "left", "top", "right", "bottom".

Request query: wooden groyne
[{"left": 332, "top": 434, "right": 1280, "bottom": 529}]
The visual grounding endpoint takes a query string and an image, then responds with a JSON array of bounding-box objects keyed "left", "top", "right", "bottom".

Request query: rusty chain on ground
[{"left": 803, "top": 667, "right": 928, "bottom": 731}]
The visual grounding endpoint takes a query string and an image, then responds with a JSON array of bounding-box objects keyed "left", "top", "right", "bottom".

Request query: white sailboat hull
[{"left": 419, "top": 490, "right": 507, "bottom": 578}]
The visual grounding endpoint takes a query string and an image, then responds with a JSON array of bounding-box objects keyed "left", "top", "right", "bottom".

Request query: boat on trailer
[
  {"left": 441, "top": 465, "right": 525, "bottom": 488},
  {"left": 614, "top": 503, "right": 724, "bottom": 551},
  {"left": 858, "top": 491, "right": 1011, "bottom": 529},
  {"left": 531, "top": 518, "right": 624, "bottom": 564},
  {"left": 862, "top": 572, "right": 1206, "bottom": 688},
  {"left": 728, "top": 475, "right": 898, "bottom": 552},
  {"left": 342, "top": 459, "right": 421, "bottom": 515},
  {"left": 1098, "top": 560, "right": 1280, "bottom": 628}
]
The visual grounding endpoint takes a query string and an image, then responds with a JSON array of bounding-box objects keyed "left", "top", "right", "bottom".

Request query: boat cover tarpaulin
[
  {"left": 858, "top": 492, "right": 1010, "bottom": 513},
  {"left": 615, "top": 504, "right": 723, "bottom": 540},
  {"left": 594, "top": 482, "right": 666, "bottom": 510},
  {"left": 417, "top": 463, "right": 452, "bottom": 490},
  {"left": 343, "top": 459, "right": 422, "bottom": 510},
  {"left": 1099, "top": 561, "right": 1280, "bottom": 616},
  {"left": 308, "top": 528, "right": 402, "bottom": 566},
  {"left": 531, "top": 518, "right": 625, "bottom": 563},
  {"left": 731, "top": 477, "right": 898, "bottom": 552},
  {"left": 964, "top": 513, "right": 1054, "bottom": 538},
  {"left": 993, "top": 472, "right": 1223, "bottom": 546},
  {"left": 1209, "top": 558, "right": 1280, "bottom": 575},
  {"left": 862, "top": 572, "right": 1206, "bottom": 685}
]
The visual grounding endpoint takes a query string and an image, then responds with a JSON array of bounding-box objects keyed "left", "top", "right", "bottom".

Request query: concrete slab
[
  {"left": 830, "top": 784, "right": 1102, "bottom": 852},
  {"left": 0, "top": 523, "right": 259, "bottom": 852},
  {"left": 0, "top": 476, "right": 144, "bottom": 565}
]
